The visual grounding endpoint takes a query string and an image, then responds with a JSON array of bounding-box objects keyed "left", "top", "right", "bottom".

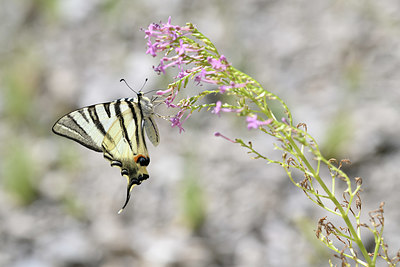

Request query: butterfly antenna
[
  {"left": 139, "top": 78, "right": 148, "bottom": 93},
  {"left": 120, "top": 78, "right": 138, "bottom": 94}
]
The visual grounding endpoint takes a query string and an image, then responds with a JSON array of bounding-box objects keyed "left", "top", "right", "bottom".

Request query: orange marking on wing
[{"left": 134, "top": 154, "right": 146, "bottom": 163}]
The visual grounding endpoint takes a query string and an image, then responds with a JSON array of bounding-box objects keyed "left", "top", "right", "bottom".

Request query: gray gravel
[{"left": 1, "top": 1, "right": 399, "bottom": 266}]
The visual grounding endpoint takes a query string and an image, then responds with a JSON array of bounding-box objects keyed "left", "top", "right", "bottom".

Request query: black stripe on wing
[
  {"left": 114, "top": 100, "right": 134, "bottom": 151},
  {"left": 52, "top": 114, "right": 103, "bottom": 152},
  {"left": 126, "top": 101, "right": 140, "bottom": 149},
  {"left": 88, "top": 105, "right": 107, "bottom": 135},
  {"left": 103, "top": 102, "right": 112, "bottom": 118},
  {"left": 78, "top": 109, "right": 90, "bottom": 123}
]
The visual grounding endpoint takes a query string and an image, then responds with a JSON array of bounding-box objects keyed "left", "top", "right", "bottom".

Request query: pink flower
[
  {"left": 175, "top": 39, "right": 189, "bottom": 55},
  {"left": 212, "top": 101, "right": 243, "bottom": 115},
  {"left": 214, "top": 132, "right": 236, "bottom": 143},
  {"left": 170, "top": 116, "right": 185, "bottom": 133},
  {"left": 156, "top": 88, "right": 172, "bottom": 95},
  {"left": 170, "top": 109, "right": 191, "bottom": 133},
  {"left": 157, "top": 17, "right": 182, "bottom": 40},
  {"left": 153, "top": 61, "right": 166, "bottom": 74},
  {"left": 219, "top": 81, "right": 248, "bottom": 93},
  {"left": 144, "top": 23, "right": 161, "bottom": 39},
  {"left": 163, "top": 16, "right": 174, "bottom": 29},
  {"left": 193, "top": 68, "right": 219, "bottom": 85},
  {"left": 144, "top": 17, "right": 191, "bottom": 58},
  {"left": 154, "top": 56, "right": 184, "bottom": 74},
  {"left": 164, "top": 90, "right": 178, "bottom": 108},
  {"left": 146, "top": 39, "right": 158, "bottom": 57},
  {"left": 246, "top": 115, "right": 273, "bottom": 130},
  {"left": 176, "top": 70, "right": 189, "bottom": 79},
  {"left": 212, "top": 101, "right": 223, "bottom": 114},
  {"left": 207, "top": 55, "right": 228, "bottom": 71}
]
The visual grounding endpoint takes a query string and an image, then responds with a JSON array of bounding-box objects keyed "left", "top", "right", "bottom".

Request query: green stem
[
  {"left": 371, "top": 227, "right": 383, "bottom": 264},
  {"left": 285, "top": 135, "right": 372, "bottom": 265}
]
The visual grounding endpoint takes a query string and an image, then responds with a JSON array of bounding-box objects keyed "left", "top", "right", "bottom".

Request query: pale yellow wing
[{"left": 101, "top": 101, "right": 150, "bottom": 213}]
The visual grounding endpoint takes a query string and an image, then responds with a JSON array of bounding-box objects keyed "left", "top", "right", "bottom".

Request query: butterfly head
[{"left": 137, "top": 94, "right": 154, "bottom": 117}]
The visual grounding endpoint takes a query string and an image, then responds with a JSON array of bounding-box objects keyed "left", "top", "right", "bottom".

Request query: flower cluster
[
  {"left": 145, "top": 17, "right": 192, "bottom": 58},
  {"left": 144, "top": 17, "right": 264, "bottom": 132}
]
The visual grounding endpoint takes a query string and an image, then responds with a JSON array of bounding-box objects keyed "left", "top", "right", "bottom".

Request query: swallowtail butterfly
[{"left": 52, "top": 88, "right": 159, "bottom": 213}]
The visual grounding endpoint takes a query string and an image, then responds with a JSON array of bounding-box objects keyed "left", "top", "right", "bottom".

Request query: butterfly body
[{"left": 52, "top": 93, "right": 159, "bottom": 213}]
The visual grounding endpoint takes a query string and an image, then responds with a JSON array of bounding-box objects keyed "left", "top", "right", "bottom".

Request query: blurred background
[{"left": 1, "top": 0, "right": 400, "bottom": 266}]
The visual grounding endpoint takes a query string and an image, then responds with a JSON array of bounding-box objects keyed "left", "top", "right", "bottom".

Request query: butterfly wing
[
  {"left": 144, "top": 116, "right": 160, "bottom": 147},
  {"left": 52, "top": 101, "right": 128, "bottom": 152}
]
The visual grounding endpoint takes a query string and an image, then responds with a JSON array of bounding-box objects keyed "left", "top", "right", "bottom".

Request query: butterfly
[{"left": 52, "top": 87, "right": 159, "bottom": 213}]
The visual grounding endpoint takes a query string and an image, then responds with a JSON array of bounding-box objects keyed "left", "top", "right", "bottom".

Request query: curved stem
[{"left": 285, "top": 135, "right": 372, "bottom": 265}]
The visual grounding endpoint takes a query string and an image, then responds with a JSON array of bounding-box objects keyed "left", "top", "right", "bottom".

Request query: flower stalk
[{"left": 144, "top": 17, "right": 399, "bottom": 266}]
